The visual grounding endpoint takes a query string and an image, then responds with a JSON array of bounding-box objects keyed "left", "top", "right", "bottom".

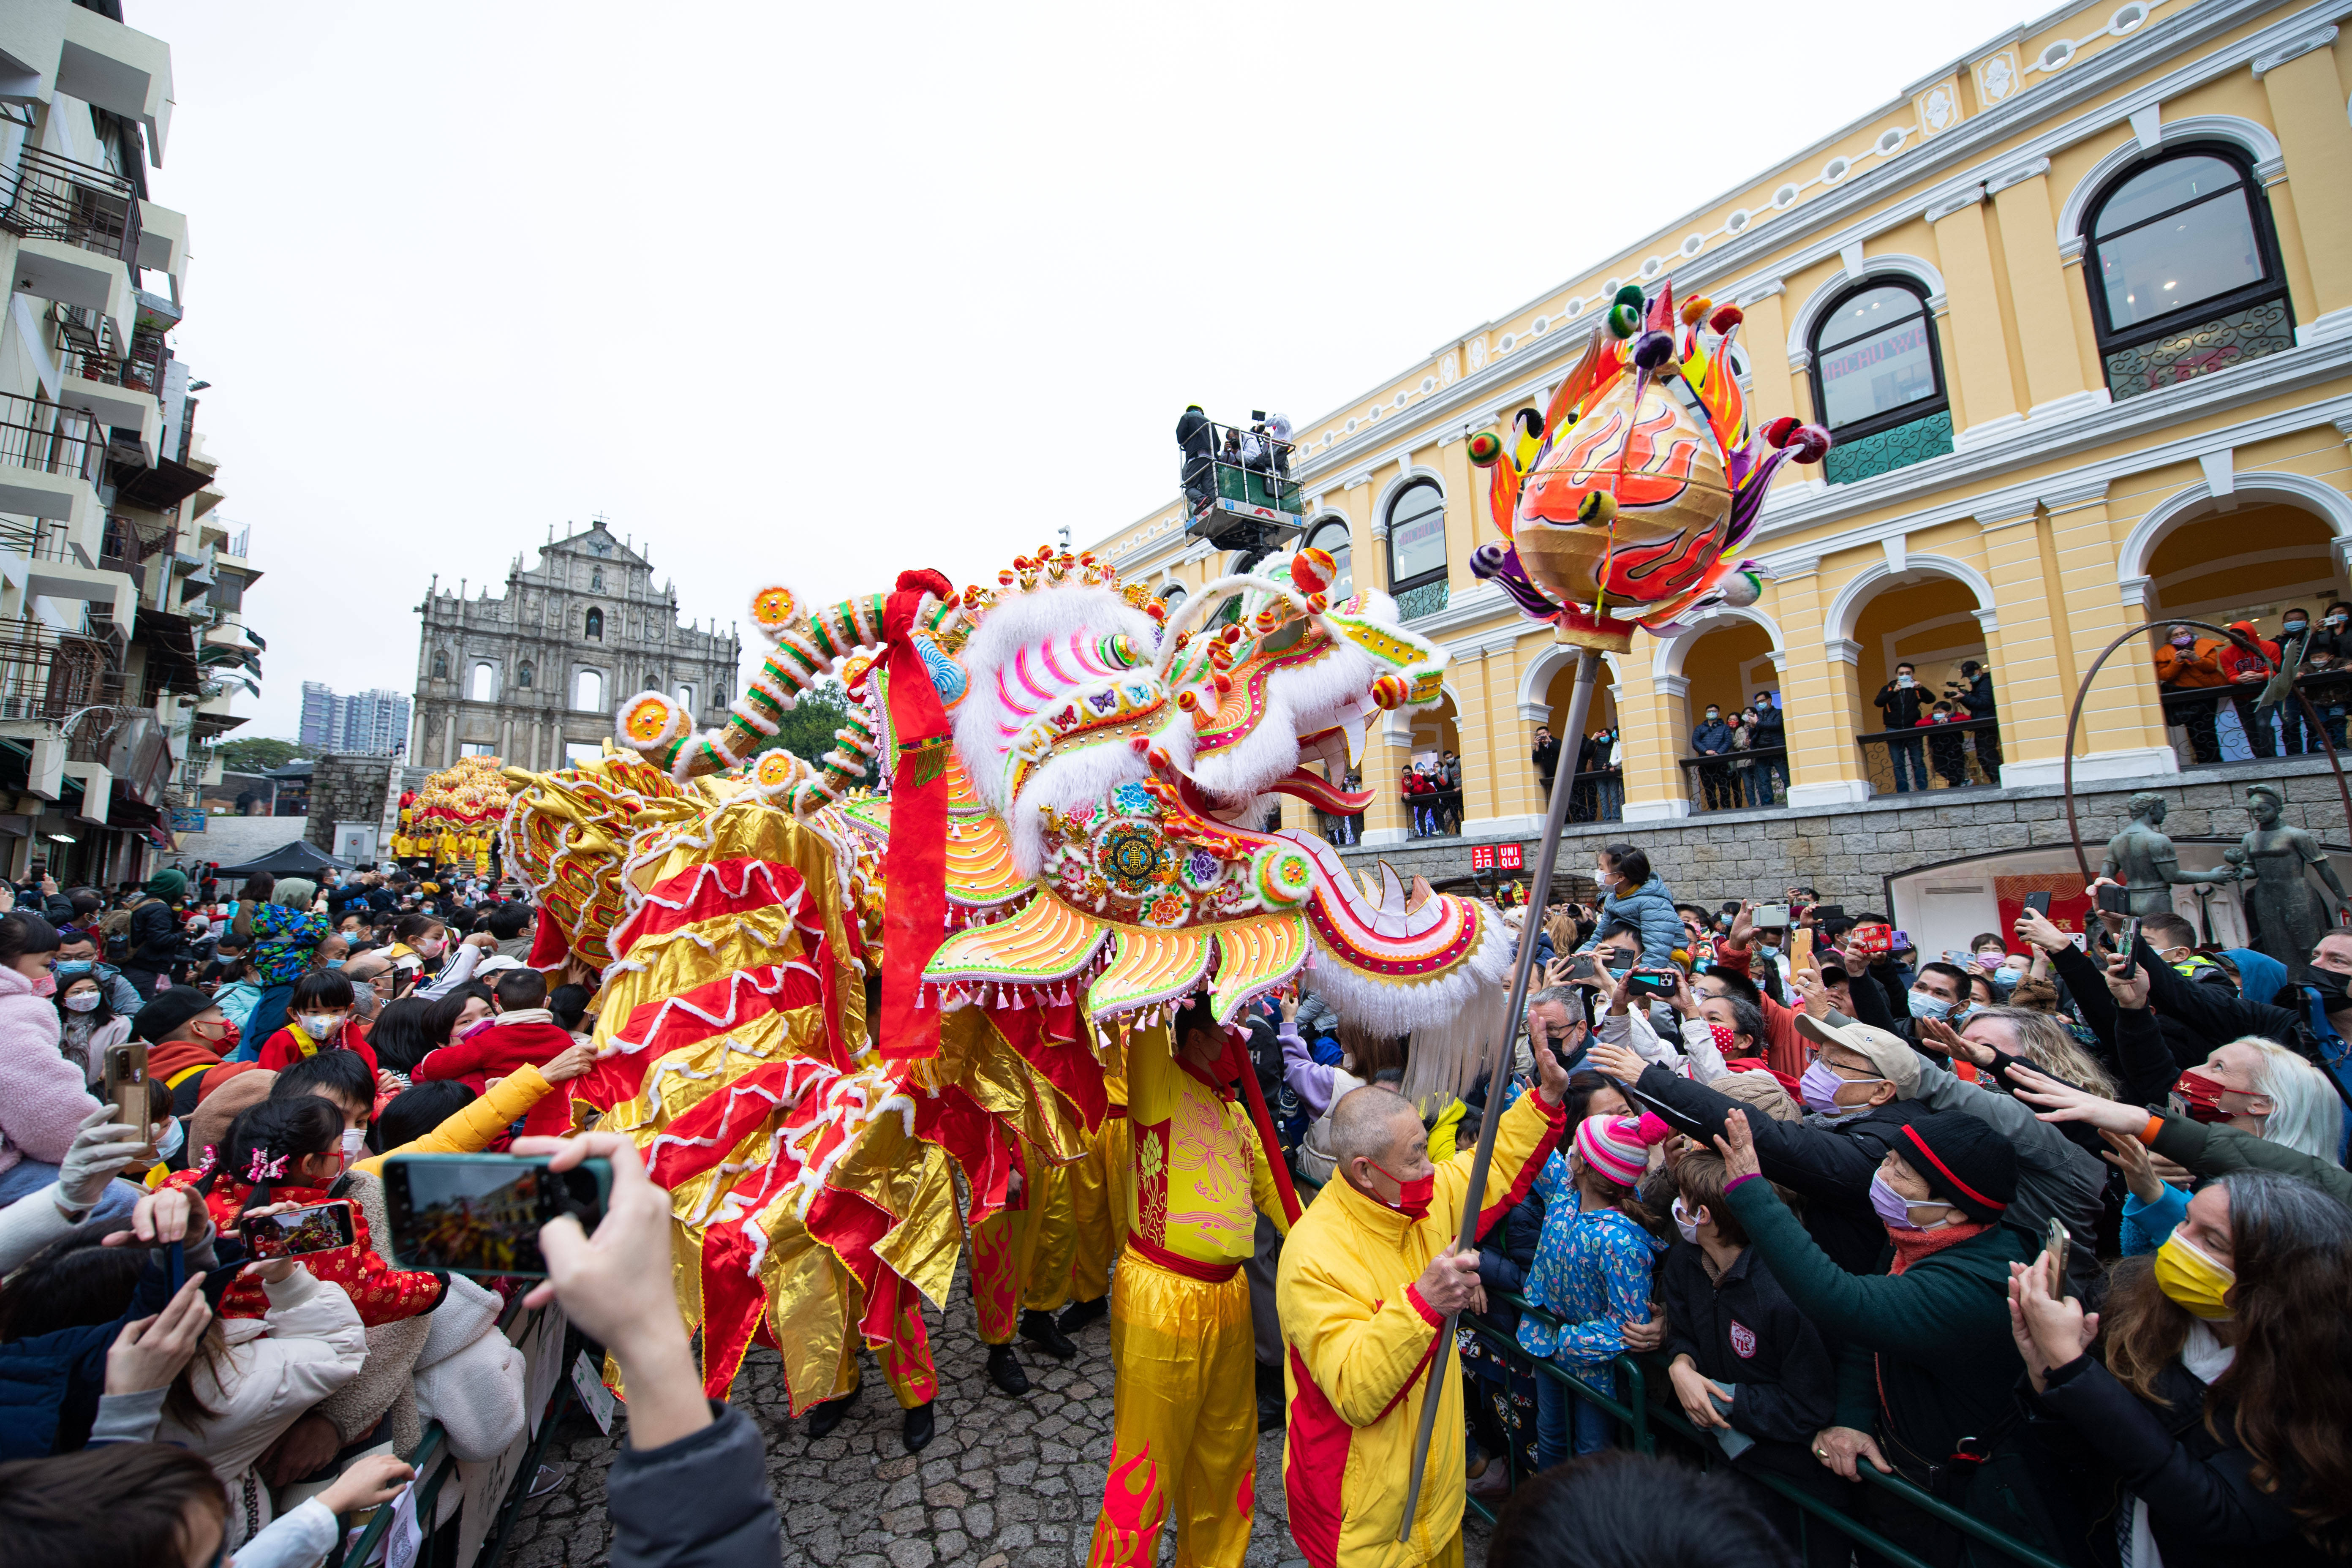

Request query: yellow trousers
[
  {"left": 1087, "top": 1249, "right": 1254, "bottom": 1568},
  {"left": 1066, "top": 1112, "right": 1129, "bottom": 1304},
  {"left": 971, "top": 1157, "right": 1077, "bottom": 1343}
]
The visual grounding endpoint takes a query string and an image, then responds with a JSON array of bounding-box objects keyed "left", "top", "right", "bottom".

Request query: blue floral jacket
[{"left": 1515, "top": 1152, "right": 1665, "bottom": 1372}]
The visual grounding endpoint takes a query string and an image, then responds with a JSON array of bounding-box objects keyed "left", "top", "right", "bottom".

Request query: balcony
[
  {"left": 1857, "top": 715, "right": 2001, "bottom": 796},
  {"left": 0, "top": 144, "right": 139, "bottom": 335},
  {"left": 0, "top": 613, "right": 121, "bottom": 723},
  {"left": 0, "top": 391, "right": 105, "bottom": 524},
  {"left": 52, "top": 308, "right": 164, "bottom": 463},
  {"left": 2163, "top": 677, "right": 2346, "bottom": 768},
  {"left": 1823, "top": 408, "right": 1953, "bottom": 485},
  {"left": 1677, "top": 746, "right": 1791, "bottom": 813}
]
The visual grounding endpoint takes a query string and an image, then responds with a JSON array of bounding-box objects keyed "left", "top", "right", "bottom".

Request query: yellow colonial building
[{"left": 1087, "top": 0, "right": 2352, "bottom": 956}]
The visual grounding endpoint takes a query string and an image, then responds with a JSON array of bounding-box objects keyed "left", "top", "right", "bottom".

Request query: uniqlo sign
[
  {"left": 1470, "top": 845, "right": 1495, "bottom": 871},
  {"left": 1497, "top": 844, "right": 1524, "bottom": 871}
]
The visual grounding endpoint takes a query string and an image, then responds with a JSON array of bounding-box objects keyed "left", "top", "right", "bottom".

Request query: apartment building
[
  {"left": 1089, "top": 0, "right": 2352, "bottom": 957},
  {"left": 0, "top": 0, "right": 264, "bottom": 885},
  {"left": 299, "top": 682, "right": 411, "bottom": 757}
]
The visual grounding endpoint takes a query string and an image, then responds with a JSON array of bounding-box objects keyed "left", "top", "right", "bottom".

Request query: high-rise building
[
  {"left": 298, "top": 683, "right": 409, "bottom": 756},
  {"left": 298, "top": 682, "right": 338, "bottom": 750}
]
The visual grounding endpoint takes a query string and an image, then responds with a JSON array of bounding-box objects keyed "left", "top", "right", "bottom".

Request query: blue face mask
[
  {"left": 1952, "top": 1003, "right": 1979, "bottom": 1026},
  {"left": 325, "top": 958, "right": 345, "bottom": 969},
  {"left": 1908, "top": 992, "right": 1953, "bottom": 1021},
  {"left": 53, "top": 961, "right": 92, "bottom": 980}
]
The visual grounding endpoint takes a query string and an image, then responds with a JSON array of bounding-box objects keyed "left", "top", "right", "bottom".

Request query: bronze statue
[
  {"left": 2099, "top": 791, "right": 2242, "bottom": 917},
  {"left": 2233, "top": 784, "right": 2350, "bottom": 977}
]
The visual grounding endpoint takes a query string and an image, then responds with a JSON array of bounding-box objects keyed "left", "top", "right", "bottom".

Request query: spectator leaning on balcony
[
  {"left": 1747, "top": 692, "right": 1786, "bottom": 806},
  {"left": 1691, "top": 705, "right": 1736, "bottom": 811},
  {"left": 2156, "top": 623, "right": 2231, "bottom": 764},
  {"left": 1870, "top": 664, "right": 1930, "bottom": 794},
  {"left": 1952, "top": 659, "right": 1999, "bottom": 774},
  {"left": 2219, "top": 619, "right": 2283, "bottom": 760}
]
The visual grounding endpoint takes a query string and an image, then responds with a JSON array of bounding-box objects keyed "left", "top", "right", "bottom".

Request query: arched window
[
  {"left": 1157, "top": 583, "right": 1186, "bottom": 610},
  {"left": 1385, "top": 481, "right": 1448, "bottom": 620},
  {"left": 2085, "top": 146, "right": 2290, "bottom": 400},
  {"left": 1810, "top": 280, "right": 1950, "bottom": 484},
  {"left": 469, "top": 662, "right": 495, "bottom": 702},
  {"left": 573, "top": 668, "right": 604, "bottom": 712},
  {"left": 516, "top": 662, "right": 533, "bottom": 689},
  {"left": 675, "top": 683, "right": 694, "bottom": 712},
  {"left": 1304, "top": 520, "right": 1353, "bottom": 598},
  {"left": 430, "top": 651, "right": 449, "bottom": 679},
  {"left": 585, "top": 608, "right": 603, "bottom": 640}
]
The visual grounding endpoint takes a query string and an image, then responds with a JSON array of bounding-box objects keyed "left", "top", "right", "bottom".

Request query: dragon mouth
[{"left": 1267, "top": 765, "right": 1374, "bottom": 815}]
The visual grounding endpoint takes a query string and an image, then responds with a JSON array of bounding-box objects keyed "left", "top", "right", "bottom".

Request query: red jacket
[
  {"left": 2218, "top": 626, "right": 2281, "bottom": 684},
  {"left": 256, "top": 1020, "right": 378, "bottom": 1076},
  {"left": 414, "top": 1013, "right": 578, "bottom": 1138}
]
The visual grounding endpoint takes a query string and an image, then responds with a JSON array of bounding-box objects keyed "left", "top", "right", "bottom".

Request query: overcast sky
[{"left": 137, "top": 0, "right": 2031, "bottom": 742}]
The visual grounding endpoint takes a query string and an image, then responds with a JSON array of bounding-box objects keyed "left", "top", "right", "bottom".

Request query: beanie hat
[
  {"left": 1573, "top": 1111, "right": 1671, "bottom": 1187},
  {"left": 132, "top": 984, "right": 228, "bottom": 1044},
  {"left": 1896, "top": 1109, "right": 2017, "bottom": 1223}
]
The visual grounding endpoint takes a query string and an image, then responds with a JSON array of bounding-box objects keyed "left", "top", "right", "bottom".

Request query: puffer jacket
[
  {"left": 1276, "top": 1088, "right": 1566, "bottom": 1568},
  {"left": 1580, "top": 875, "right": 1685, "bottom": 965},
  {"left": 0, "top": 964, "right": 97, "bottom": 1179}
]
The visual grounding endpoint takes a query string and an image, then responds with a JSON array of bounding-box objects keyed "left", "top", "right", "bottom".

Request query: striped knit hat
[{"left": 1573, "top": 1111, "right": 1670, "bottom": 1187}]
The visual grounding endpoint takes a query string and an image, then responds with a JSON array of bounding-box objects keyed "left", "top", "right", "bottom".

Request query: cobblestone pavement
[{"left": 507, "top": 1296, "right": 1493, "bottom": 1568}]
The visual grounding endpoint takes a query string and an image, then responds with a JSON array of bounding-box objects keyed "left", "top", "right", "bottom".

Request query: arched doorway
[
  {"left": 1401, "top": 690, "right": 1462, "bottom": 838},
  {"left": 1671, "top": 616, "right": 1783, "bottom": 812},
  {"left": 2139, "top": 495, "right": 2348, "bottom": 763},
  {"left": 1842, "top": 569, "right": 1998, "bottom": 795}
]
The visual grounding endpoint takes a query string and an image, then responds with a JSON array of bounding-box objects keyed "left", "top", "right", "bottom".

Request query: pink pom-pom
[
  {"left": 1788, "top": 425, "right": 1832, "bottom": 463},
  {"left": 1763, "top": 416, "right": 1802, "bottom": 449}
]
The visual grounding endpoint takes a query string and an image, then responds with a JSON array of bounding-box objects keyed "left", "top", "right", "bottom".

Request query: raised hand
[
  {"left": 2007, "top": 1064, "right": 2150, "bottom": 1135},
  {"left": 1711, "top": 1107, "right": 1761, "bottom": 1184},
  {"left": 1584, "top": 1039, "right": 1646, "bottom": 1086}
]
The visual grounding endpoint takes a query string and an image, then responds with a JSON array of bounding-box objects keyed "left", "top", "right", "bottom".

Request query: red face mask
[
  {"left": 1367, "top": 1160, "right": 1436, "bottom": 1221},
  {"left": 2173, "top": 1068, "right": 2236, "bottom": 1124}
]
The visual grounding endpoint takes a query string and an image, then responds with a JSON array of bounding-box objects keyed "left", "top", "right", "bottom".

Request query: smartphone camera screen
[
  {"left": 385, "top": 1156, "right": 609, "bottom": 1278},
  {"left": 245, "top": 1202, "right": 355, "bottom": 1261}
]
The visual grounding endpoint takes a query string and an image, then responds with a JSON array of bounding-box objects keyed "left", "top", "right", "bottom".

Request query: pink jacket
[{"left": 0, "top": 965, "right": 99, "bottom": 1177}]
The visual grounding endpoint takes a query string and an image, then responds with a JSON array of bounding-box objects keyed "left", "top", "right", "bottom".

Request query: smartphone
[
  {"left": 1625, "top": 967, "right": 1681, "bottom": 999},
  {"left": 1753, "top": 903, "right": 1791, "bottom": 929},
  {"left": 2043, "top": 1217, "right": 2071, "bottom": 1301},
  {"left": 381, "top": 1154, "right": 612, "bottom": 1279},
  {"left": 100, "top": 1042, "right": 154, "bottom": 1159},
  {"left": 1564, "top": 952, "right": 1605, "bottom": 984},
  {"left": 2023, "top": 890, "right": 2053, "bottom": 918},
  {"left": 243, "top": 1200, "right": 357, "bottom": 1260},
  {"left": 2117, "top": 917, "right": 2141, "bottom": 978},
  {"left": 1812, "top": 905, "right": 1846, "bottom": 924},
  {"left": 1790, "top": 929, "right": 1814, "bottom": 971},
  {"left": 2094, "top": 884, "right": 2132, "bottom": 915}
]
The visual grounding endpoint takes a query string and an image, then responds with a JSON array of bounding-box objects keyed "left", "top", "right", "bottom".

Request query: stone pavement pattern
[{"left": 506, "top": 1295, "right": 1494, "bottom": 1567}]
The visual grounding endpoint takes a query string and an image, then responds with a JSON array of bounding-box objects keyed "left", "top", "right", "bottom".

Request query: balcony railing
[
  {"left": 2162, "top": 677, "right": 2347, "bottom": 768},
  {"left": 1677, "top": 746, "right": 1790, "bottom": 813},
  {"left": 0, "top": 144, "right": 141, "bottom": 269},
  {"left": 0, "top": 392, "right": 106, "bottom": 484},
  {"left": 1857, "top": 715, "right": 2001, "bottom": 795},
  {"left": 0, "top": 616, "right": 122, "bottom": 723},
  {"left": 53, "top": 303, "right": 168, "bottom": 397}
]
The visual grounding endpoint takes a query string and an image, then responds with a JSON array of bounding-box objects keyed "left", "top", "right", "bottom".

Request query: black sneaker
[
  {"left": 986, "top": 1343, "right": 1031, "bottom": 1396},
  {"left": 1021, "top": 1308, "right": 1078, "bottom": 1361},
  {"left": 1057, "top": 1296, "right": 1108, "bottom": 1334},
  {"left": 806, "top": 1386, "right": 860, "bottom": 1437},
  {"left": 901, "top": 1401, "right": 934, "bottom": 1453},
  {"left": 1257, "top": 1388, "right": 1286, "bottom": 1433}
]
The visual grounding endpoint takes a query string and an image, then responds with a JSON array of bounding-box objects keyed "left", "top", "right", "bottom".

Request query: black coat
[
  {"left": 1628, "top": 1064, "right": 1930, "bottom": 1277},
  {"left": 126, "top": 897, "right": 184, "bottom": 971},
  {"left": 1532, "top": 736, "right": 1560, "bottom": 782},
  {"left": 1873, "top": 681, "right": 1929, "bottom": 729},
  {"left": 2025, "top": 1353, "right": 2324, "bottom": 1568},
  {"left": 1659, "top": 1242, "right": 1838, "bottom": 1444}
]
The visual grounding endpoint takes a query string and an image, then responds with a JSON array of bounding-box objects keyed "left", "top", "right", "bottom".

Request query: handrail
[
  {"left": 325, "top": 1424, "right": 449, "bottom": 1568},
  {"left": 1461, "top": 1290, "right": 2069, "bottom": 1568}
]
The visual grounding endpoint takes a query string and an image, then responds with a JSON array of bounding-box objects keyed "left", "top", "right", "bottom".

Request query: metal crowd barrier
[
  {"left": 324, "top": 1303, "right": 582, "bottom": 1568},
  {"left": 1458, "top": 1292, "right": 2068, "bottom": 1568}
]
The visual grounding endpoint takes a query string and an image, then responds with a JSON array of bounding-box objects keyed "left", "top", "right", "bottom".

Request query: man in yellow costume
[
  {"left": 1088, "top": 994, "right": 1295, "bottom": 1568},
  {"left": 1276, "top": 1026, "right": 1572, "bottom": 1568},
  {"left": 969, "top": 1137, "right": 1081, "bottom": 1394}
]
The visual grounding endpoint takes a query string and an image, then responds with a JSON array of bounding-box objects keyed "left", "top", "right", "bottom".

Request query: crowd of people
[
  {"left": 3, "top": 833, "right": 2349, "bottom": 1568},
  {"left": 1690, "top": 693, "right": 1791, "bottom": 810},
  {"left": 2158, "top": 609, "right": 2351, "bottom": 763}
]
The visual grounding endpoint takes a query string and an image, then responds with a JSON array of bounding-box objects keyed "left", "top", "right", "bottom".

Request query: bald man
[{"left": 1277, "top": 1034, "right": 1571, "bottom": 1568}]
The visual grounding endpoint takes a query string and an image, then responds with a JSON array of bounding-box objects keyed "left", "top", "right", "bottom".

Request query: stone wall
[
  {"left": 303, "top": 753, "right": 400, "bottom": 855},
  {"left": 1335, "top": 757, "right": 2351, "bottom": 908}
]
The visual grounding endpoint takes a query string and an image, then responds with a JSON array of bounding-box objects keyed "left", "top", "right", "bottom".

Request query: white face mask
[
  {"left": 153, "top": 1116, "right": 185, "bottom": 1162},
  {"left": 1897, "top": 674, "right": 1914, "bottom": 687},
  {"left": 62, "top": 990, "right": 101, "bottom": 1013},
  {"left": 1671, "top": 1197, "right": 1701, "bottom": 1245},
  {"left": 340, "top": 1127, "right": 365, "bottom": 1161},
  {"left": 299, "top": 1013, "right": 346, "bottom": 1039}
]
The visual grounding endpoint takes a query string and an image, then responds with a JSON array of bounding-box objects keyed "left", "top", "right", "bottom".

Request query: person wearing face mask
[
  {"left": 49, "top": 932, "right": 143, "bottom": 1020},
  {"left": 2128, "top": 923, "right": 2352, "bottom": 1108},
  {"left": 1871, "top": 662, "right": 1930, "bottom": 792},
  {"left": 1659, "top": 1151, "right": 1841, "bottom": 1568},
  {"left": 2013, "top": 1170, "right": 2352, "bottom": 1565},
  {"left": 2156, "top": 623, "right": 2231, "bottom": 764},
  {"left": 254, "top": 970, "right": 378, "bottom": 1078},
  {"left": 1276, "top": 1029, "right": 1570, "bottom": 1568},
  {"left": 1516, "top": 1108, "right": 1672, "bottom": 1470},
  {"left": 1575, "top": 844, "right": 1686, "bottom": 967},
  {"left": 1712, "top": 1105, "right": 2069, "bottom": 1566},
  {"left": 2218, "top": 620, "right": 2286, "bottom": 760},
  {"left": 231, "top": 875, "right": 330, "bottom": 1050},
  {"left": 1584, "top": 1014, "right": 1929, "bottom": 1279},
  {"left": 1690, "top": 704, "right": 1737, "bottom": 811},
  {"left": 0, "top": 912, "right": 132, "bottom": 1219},
  {"left": 49, "top": 966, "right": 129, "bottom": 1088}
]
